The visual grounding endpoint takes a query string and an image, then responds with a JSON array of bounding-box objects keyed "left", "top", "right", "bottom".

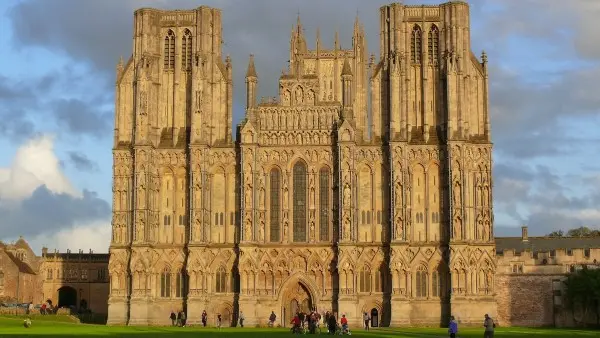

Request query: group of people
[
  {"left": 289, "top": 310, "right": 351, "bottom": 335},
  {"left": 167, "top": 308, "right": 496, "bottom": 337}
]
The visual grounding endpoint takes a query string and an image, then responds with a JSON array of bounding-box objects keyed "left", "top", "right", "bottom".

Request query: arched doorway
[
  {"left": 57, "top": 286, "right": 77, "bottom": 309},
  {"left": 371, "top": 308, "right": 379, "bottom": 327},
  {"left": 282, "top": 282, "right": 313, "bottom": 326}
]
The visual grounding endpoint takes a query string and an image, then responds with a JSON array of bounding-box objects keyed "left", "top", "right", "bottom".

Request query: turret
[{"left": 245, "top": 54, "right": 258, "bottom": 109}]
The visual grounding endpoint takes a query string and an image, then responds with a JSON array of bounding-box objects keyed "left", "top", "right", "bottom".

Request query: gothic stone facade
[{"left": 108, "top": 2, "right": 496, "bottom": 326}]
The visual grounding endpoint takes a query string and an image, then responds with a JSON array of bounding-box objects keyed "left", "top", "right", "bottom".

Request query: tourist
[
  {"left": 201, "top": 310, "right": 207, "bottom": 327},
  {"left": 290, "top": 313, "right": 301, "bottom": 334},
  {"left": 180, "top": 310, "right": 187, "bottom": 327},
  {"left": 169, "top": 310, "right": 176, "bottom": 326},
  {"left": 483, "top": 314, "right": 495, "bottom": 338},
  {"left": 217, "top": 313, "right": 222, "bottom": 329},
  {"left": 40, "top": 303, "right": 47, "bottom": 315},
  {"left": 448, "top": 316, "right": 458, "bottom": 338},
  {"left": 327, "top": 312, "right": 337, "bottom": 334},
  {"left": 268, "top": 310, "right": 276, "bottom": 327},
  {"left": 176, "top": 311, "right": 182, "bottom": 326},
  {"left": 340, "top": 314, "right": 349, "bottom": 334},
  {"left": 363, "top": 312, "right": 370, "bottom": 330},
  {"left": 239, "top": 311, "right": 245, "bottom": 327}
]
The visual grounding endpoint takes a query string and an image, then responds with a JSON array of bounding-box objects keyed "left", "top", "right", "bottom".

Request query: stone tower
[
  {"left": 376, "top": 1, "right": 495, "bottom": 324},
  {"left": 109, "top": 6, "right": 234, "bottom": 325},
  {"left": 108, "top": 1, "right": 495, "bottom": 326}
]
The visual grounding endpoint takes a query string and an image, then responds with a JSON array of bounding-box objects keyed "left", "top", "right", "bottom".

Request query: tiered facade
[{"left": 108, "top": 1, "right": 497, "bottom": 326}]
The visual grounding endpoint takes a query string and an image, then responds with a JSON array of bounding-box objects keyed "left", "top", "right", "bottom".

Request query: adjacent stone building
[
  {"left": 495, "top": 227, "right": 600, "bottom": 327},
  {"left": 0, "top": 238, "right": 41, "bottom": 304},
  {"left": 0, "top": 238, "right": 109, "bottom": 316},
  {"left": 108, "top": 1, "right": 496, "bottom": 327}
]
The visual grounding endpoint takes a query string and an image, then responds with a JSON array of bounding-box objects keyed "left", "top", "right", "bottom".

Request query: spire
[
  {"left": 334, "top": 30, "right": 340, "bottom": 50},
  {"left": 341, "top": 58, "right": 352, "bottom": 76},
  {"left": 354, "top": 11, "right": 360, "bottom": 33},
  {"left": 246, "top": 54, "right": 257, "bottom": 78},
  {"left": 316, "top": 27, "right": 321, "bottom": 48}
]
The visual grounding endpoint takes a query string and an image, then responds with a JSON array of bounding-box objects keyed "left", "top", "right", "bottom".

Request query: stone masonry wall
[{"left": 495, "top": 274, "right": 555, "bottom": 327}]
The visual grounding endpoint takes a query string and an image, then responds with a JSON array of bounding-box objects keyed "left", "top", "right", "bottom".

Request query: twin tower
[{"left": 109, "top": 1, "right": 496, "bottom": 327}]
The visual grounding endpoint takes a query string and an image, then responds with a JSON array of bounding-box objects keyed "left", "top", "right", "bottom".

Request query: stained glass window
[
  {"left": 293, "top": 162, "right": 307, "bottom": 242},
  {"left": 319, "top": 168, "right": 329, "bottom": 241},
  {"left": 270, "top": 168, "right": 281, "bottom": 242}
]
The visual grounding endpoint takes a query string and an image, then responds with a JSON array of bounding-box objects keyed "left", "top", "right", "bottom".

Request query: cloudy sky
[{"left": 0, "top": 0, "right": 599, "bottom": 254}]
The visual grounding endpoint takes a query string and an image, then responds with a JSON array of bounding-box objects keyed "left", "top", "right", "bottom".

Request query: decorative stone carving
[{"left": 343, "top": 183, "right": 351, "bottom": 209}]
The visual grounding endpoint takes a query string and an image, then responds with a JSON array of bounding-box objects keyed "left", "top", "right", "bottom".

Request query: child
[{"left": 448, "top": 316, "right": 458, "bottom": 338}]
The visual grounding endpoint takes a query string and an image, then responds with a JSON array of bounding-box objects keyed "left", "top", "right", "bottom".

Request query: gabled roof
[{"left": 3, "top": 251, "right": 36, "bottom": 275}]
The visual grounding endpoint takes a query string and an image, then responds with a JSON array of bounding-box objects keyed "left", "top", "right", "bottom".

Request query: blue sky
[{"left": 0, "top": 0, "right": 599, "bottom": 253}]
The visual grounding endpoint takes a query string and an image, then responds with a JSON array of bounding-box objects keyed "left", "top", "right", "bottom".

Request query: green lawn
[{"left": 0, "top": 316, "right": 598, "bottom": 337}]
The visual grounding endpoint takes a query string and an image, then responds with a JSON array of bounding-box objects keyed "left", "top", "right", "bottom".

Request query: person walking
[
  {"left": 363, "top": 312, "right": 370, "bottom": 330},
  {"left": 201, "top": 310, "right": 207, "bottom": 327},
  {"left": 180, "top": 311, "right": 187, "bottom": 327},
  {"left": 448, "top": 316, "right": 458, "bottom": 338},
  {"left": 169, "top": 310, "right": 176, "bottom": 326},
  {"left": 239, "top": 311, "right": 245, "bottom": 327},
  {"left": 483, "top": 314, "right": 495, "bottom": 338},
  {"left": 217, "top": 313, "right": 222, "bottom": 329}
]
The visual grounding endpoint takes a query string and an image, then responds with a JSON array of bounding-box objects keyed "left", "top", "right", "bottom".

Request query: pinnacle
[{"left": 246, "top": 54, "right": 257, "bottom": 78}]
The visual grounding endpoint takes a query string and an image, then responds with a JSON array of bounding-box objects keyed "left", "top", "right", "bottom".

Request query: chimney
[
  {"left": 42, "top": 247, "right": 48, "bottom": 256},
  {"left": 522, "top": 226, "right": 529, "bottom": 241}
]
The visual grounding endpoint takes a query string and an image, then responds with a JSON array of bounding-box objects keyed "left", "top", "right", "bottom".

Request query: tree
[
  {"left": 567, "top": 227, "right": 593, "bottom": 237},
  {"left": 563, "top": 268, "right": 600, "bottom": 326},
  {"left": 547, "top": 230, "right": 564, "bottom": 237}
]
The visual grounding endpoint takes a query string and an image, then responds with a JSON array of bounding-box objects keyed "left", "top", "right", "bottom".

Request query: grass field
[{"left": 0, "top": 316, "right": 598, "bottom": 337}]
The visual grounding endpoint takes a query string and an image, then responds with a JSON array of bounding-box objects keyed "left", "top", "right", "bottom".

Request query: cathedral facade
[{"left": 108, "top": 1, "right": 496, "bottom": 326}]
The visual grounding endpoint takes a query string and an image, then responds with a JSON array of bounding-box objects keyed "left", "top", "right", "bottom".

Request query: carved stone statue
[
  {"left": 343, "top": 183, "right": 351, "bottom": 209},
  {"left": 259, "top": 187, "right": 265, "bottom": 209},
  {"left": 294, "top": 86, "right": 303, "bottom": 105},
  {"left": 245, "top": 184, "right": 253, "bottom": 209},
  {"left": 453, "top": 217, "right": 462, "bottom": 240},
  {"left": 395, "top": 214, "right": 403, "bottom": 240},
  {"left": 309, "top": 221, "right": 315, "bottom": 242},
  {"left": 283, "top": 187, "right": 289, "bottom": 207},
  {"left": 136, "top": 217, "right": 144, "bottom": 242},
  {"left": 245, "top": 216, "right": 253, "bottom": 241},
  {"left": 259, "top": 221, "right": 265, "bottom": 242},
  {"left": 394, "top": 181, "right": 402, "bottom": 206},
  {"left": 343, "top": 216, "right": 351, "bottom": 240},
  {"left": 283, "top": 221, "right": 289, "bottom": 241},
  {"left": 283, "top": 90, "right": 291, "bottom": 106}
]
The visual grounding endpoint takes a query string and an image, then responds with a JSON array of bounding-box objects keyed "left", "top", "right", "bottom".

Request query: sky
[{"left": 0, "top": 0, "right": 599, "bottom": 254}]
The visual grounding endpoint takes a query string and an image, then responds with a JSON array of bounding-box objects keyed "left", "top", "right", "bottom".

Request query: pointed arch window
[
  {"left": 164, "top": 30, "right": 175, "bottom": 70},
  {"left": 0, "top": 270, "right": 4, "bottom": 287},
  {"left": 428, "top": 25, "right": 439, "bottom": 65},
  {"left": 319, "top": 167, "right": 330, "bottom": 241},
  {"left": 415, "top": 266, "right": 428, "bottom": 297},
  {"left": 432, "top": 270, "right": 439, "bottom": 297},
  {"left": 215, "top": 266, "right": 227, "bottom": 293},
  {"left": 175, "top": 270, "right": 186, "bottom": 298},
  {"left": 182, "top": 29, "right": 193, "bottom": 70},
  {"left": 359, "top": 265, "right": 371, "bottom": 292},
  {"left": 160, "top": 268, "right": 171, "bottom": 297},
  {"left": 293, "top": 161, "right": 307, "bottom": 242},
  {"left": 411, "top": 25, "right": 422, "bottom": 64},
  {"left": 270, "top": 168, "right": 281, "bottom": 242}
]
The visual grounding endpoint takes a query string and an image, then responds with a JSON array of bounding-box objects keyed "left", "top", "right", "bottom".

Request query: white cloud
[
  {"left": 0, "top": 134, "right": 110, "bottom": 253},
  {"left": 26, "top": 221, "right": 111, "bottom": 253},
  {"left": 0, "top": 134, "right": 79, "bottom": 201}
]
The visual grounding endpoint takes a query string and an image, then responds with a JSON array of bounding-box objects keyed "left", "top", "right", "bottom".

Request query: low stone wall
[{"left": 495, "top": 274, "right": 555, "bottom": 327}]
